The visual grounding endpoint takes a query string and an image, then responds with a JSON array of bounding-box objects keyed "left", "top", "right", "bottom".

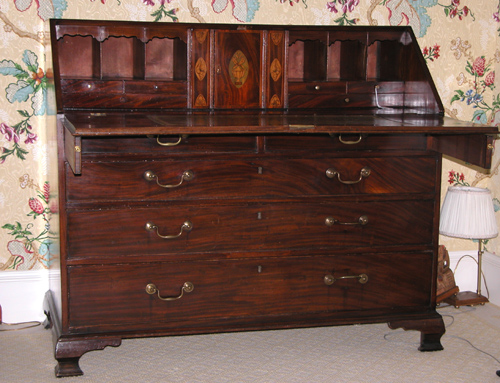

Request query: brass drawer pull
[
  {"left": 145, "top": 221, "right": 193, "bottom": 239},
  {"left": 144, "top": 170, "right": 194, "bottom": 188},
  {"left": 338, "top": 134, "right": 362, "bottom": 145},
  {"left": 145, "top": 282, "right": 194, "bottom": 301},
  {"left": 325, "top": 166, "right": 371, "bottom": 184},
  {"left": 156, "top": 135, "right": 186, "bottom": 147},
  {"left": 289, "top": 124, "right": 315, "bottom": 129},
  {"left": 325, "top": 215, "right": 368, "bottom": 226},
  {"left": 324, "top": 273, "right": 369, "bottom": 285}
]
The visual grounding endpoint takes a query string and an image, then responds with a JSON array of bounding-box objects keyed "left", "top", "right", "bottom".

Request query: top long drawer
[{"left": 65, "top": 156, "right": 437, "bottom": 202}]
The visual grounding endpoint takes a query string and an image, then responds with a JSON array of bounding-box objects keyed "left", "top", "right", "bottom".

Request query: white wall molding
[
  {"left": 449, "top": 250, "right": 500, "bottom": 307},
  {"left": 0, "top": 270, "right": 49, "bottom": 323}
]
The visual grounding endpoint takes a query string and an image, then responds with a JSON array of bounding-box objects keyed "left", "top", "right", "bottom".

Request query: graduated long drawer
[
  {"left": 65, "top": 200, "right": 434, "bottom": 259},
  {"left": 66, "top": 252, "right": 433, "bottom": 332},
  {"left": 65, "top": 156, "right": 436, "bottom": 201}
]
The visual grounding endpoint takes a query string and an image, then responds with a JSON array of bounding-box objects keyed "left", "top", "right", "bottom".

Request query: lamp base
[{"left": 444, "top": 291, "right": 489, "bottom": 308}]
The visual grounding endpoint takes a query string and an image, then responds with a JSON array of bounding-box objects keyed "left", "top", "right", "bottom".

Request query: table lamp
[{"left": 439, "top": 186, "right": 498, "bottom": 306}]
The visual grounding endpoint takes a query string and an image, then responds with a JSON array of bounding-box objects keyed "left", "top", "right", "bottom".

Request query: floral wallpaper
[{"left": 0, "top": 0, "right": 499, "bottom": 271}]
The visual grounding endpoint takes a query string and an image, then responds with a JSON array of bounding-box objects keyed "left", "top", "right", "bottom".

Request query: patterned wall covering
[{"left": 0, "top": 0, "right": 499, "bottom": 272}]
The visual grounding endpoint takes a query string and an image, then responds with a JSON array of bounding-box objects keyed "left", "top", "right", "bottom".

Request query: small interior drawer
[
  {"left": 265, "top": 134, "right": 428, "bottom": 152},
  {"left": 80, "top": 135, "right": 257, "bottom": 156},
  {"left": 288, "top": 81, "right": 346, "bottom": 94}
]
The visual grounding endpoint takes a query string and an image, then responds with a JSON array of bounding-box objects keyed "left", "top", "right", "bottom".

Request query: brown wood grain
[
  {"left": 67, "top": 253, "right": 432, "bottom": 331},
  {"left": 65, "top": 200, "right": 434, "bottom": 258}
]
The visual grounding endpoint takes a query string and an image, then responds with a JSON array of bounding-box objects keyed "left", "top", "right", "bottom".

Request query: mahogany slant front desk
[{"left": 44, "top": 19, "right": 497, "bottom": 377}]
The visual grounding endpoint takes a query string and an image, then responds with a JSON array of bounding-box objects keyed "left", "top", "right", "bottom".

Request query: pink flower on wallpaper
[
  {"left": 0, "top": 148, "right": 7, "bottom": 164},
  {"left": 43, "top": 182, "right": 50, "bottom": 203},
  {"left": 472, "top": 56, "right": 486, "bottom": 77},
  {"left": 24, "top": 132, "right": 37, "bottom": 144},
  {"left": 448, "top": 170, "right": 469, "bottom": 186},
  {"left": 142, "top": 0, "right": 172, "bottom": 5},
  {"left": 484, "top": 71, "right": 495, "bottom": 87},
  {"left": 29, "top": 197, "right": 44, "bottom": 215},
  {"left": 422, "top": 44, "right": 440, "bottom": 62},
  {"left": 278, "top": 0, "right": 300, "bottom": 6},
  {"left": 327, "top": 2, "right": 338, "bottom": 12},
  {"left": 327, "top": 0, "right": 359, "bottom": 14},
  {"left": 326, "top": 0, "right": 359, "bottom": 25},
  {"left": 343, "top": 0, "right": 359, "bottom": 13},
  {"left": 444, "top": 0, "right": 473, "bottom": 21},
  {"left": 0, "top": 123, "right": 20, "bottom": 143}
]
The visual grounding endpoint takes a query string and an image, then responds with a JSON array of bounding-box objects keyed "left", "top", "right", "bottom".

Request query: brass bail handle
[
  {"left": 154, "top": 134, "right": 188, "bottom": 147},
  {"left": 325, "top": 215, "right": 368, "bottom": 226},
  {"left": 144, "top": 170, "right": 194, "bottom": 188},
  {"left": 324, "top": 273, "right": 369, "bottom": 285},
  {"left": 145, "top": 282, "right": 194, "bottom": 301},
  {"left": 145, "top": 221, "right": 193, "bottom": 239},
  {"left": 334, "top": 134, "right": 363, "bottom": 145},
  {"left": 325, "top": 166, "right": 371, "bottom": 185}
]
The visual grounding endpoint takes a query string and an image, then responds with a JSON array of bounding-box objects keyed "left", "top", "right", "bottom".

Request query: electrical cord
[
  {"left": 452, "top": 254, "right": 491, "bottom": 299},
  {"left": 446, "top": 334, "right": 500, "bottom": 365},
  {"left": 374, "top": 85, "right": 385, "bottom": 109},
  {"left": 383, "top": 306, "right": 500, "bottom": 376},
  {"left": 439, "top": 306, "right": 500, "bottom": 367}
]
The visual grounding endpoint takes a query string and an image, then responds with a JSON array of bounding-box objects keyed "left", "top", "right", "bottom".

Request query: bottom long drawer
[{"left": 67, "top": 253, "right": 433, "bottom": 332}]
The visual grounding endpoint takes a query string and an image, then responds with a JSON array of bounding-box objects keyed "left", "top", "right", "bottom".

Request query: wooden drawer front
[
  {"left": 265, "top": 134, "right": 428, "bottom": 152},
  {"left": 67, "top": 253, "right": 432, "bottom": 330},
  {"left": 288, "top": 82, "right": 346, "bottom": 95},
  {"left": 288, "top": 93, "right": 351, "bottom": 109},
  {"left": 66, "top": 201, "right": 433, "bottom": 258},
  {"left": 288, "top": 82, "right": 405, "bottom": 109},
  {"left": 288, "top": 93, "right": 403, "bottom": 109},
  {"left": 66, "top": 156, "right": 436, "bottom": 201},
  {"left": 80, "top": 135, "right": 257, "bottom": 155},
  {"left": 60, "top": 79, "right": 187, "bottom": 109}
]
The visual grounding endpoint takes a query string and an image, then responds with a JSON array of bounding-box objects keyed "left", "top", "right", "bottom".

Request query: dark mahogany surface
[{"left": 63, "top": 111, "right": 497, "bottom": 136}]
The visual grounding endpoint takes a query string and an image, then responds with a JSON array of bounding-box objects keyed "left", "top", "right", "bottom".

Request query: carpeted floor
[{"left": 2, "top": 305, "right": 500, "bottom": 382}]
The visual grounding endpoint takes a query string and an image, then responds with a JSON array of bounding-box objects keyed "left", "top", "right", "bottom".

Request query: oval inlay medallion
[
  {"left": 195, "top": 57, "right": 207, "bottom": 81},
  {"left": 270, "top": 58, "right": 282, "bottom": 82},
  {"left": 229, "top": 50, "right": 249, "bottom": 89}
]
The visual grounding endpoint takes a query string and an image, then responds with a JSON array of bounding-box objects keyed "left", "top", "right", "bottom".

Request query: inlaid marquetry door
[{"left": 213, "top": 30, "right": 262, "bottom": 109}]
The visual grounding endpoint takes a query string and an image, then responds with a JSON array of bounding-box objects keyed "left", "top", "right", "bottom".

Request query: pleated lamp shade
[{"left": 440, "top": 186, "right": 498, "bottom": 240}]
